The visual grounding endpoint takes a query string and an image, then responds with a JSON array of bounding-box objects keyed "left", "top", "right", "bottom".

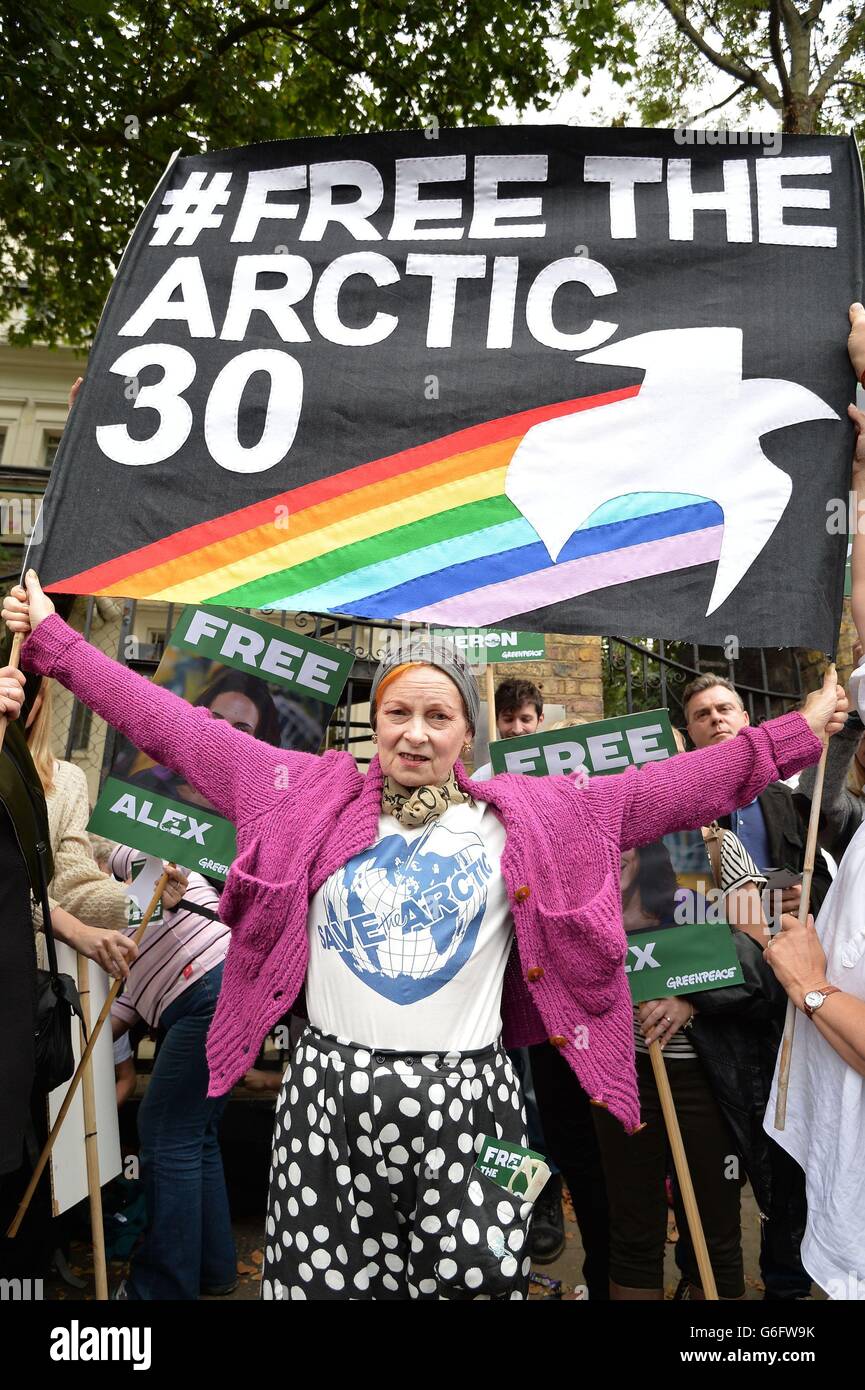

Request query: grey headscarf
[{"left": 369, "top": 635, "right": 480, "bottom": 733}]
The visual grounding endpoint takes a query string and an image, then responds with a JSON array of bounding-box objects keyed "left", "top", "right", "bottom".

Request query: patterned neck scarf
[{"left": 381, "top": 771, "right": 471, "bottom": 827}]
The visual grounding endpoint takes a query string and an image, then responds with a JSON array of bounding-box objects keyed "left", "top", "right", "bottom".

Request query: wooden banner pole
[
  {"left": 648, "top": 1039, "right": 719, "bottom": 1300},
  {"left": 7, "top": 868, "right": 171, "bottom": 1238},
  {"left": 774, "top": 678, "right": 832, "bottom": 1129},
  {"left": 485, "top": 662, "right": 497, "bottom": 750},
  {"left": 76, "top": 951, "right": 108, "bottom": 1300}
]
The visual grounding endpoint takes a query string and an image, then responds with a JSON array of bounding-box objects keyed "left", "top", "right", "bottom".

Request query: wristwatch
[{"left": 803, "top": 986, "right": 841, "bottom": 1017}]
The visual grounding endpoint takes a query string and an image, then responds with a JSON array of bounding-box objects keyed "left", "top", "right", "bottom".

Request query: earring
[{"left": 372, "top": 733, "right": 378, "bottom": 743}]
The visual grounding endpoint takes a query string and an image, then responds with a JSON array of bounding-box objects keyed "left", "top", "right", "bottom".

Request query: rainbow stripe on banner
[{"left": 52, "top": 386, "right": 723, "bottom": 622}]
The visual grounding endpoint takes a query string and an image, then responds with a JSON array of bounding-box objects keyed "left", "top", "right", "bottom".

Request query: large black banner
[{"left": 28, "top": 126, "right": 864, "bottom": 650}]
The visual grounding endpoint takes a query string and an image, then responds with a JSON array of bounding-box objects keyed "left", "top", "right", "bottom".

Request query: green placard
[
  {"left": 489, "top": 708, "right": 677, "bottom": 777},
  {"left": 624, "top": 924, "right": 744, "bottom": 1003},
  {"left": 431, "top": 627, "right": 546, "bottom": 664},
  {"left": 88, "top": 777, "right": 237, "bottom": 882},
  {"left": 170, "top": 604, "right": 353, "bottom": 705}
]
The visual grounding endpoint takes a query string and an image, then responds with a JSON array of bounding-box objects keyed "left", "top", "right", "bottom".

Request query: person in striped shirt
[{"left": 104, "top": 844, "right": 235, "bottom": 1301}]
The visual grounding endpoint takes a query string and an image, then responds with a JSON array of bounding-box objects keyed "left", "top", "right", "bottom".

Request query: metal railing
[{"left": 605, "top": 636, "right": 805, "bottom": 728}]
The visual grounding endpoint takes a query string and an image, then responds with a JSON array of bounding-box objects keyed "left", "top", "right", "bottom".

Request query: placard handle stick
[
  {"left": 7, "top": 868, "right": 171, "bottom": 1237},
  {"left": 648, "top": 1039, "right": 719, "bottom": 1300},
  {"left": 485, "top": 662, "right": 496, "bottom": 750},
  {"left": 0, "top": 632, "right": 24, "bottom": 755},
  {"left": 76, "top": 951, "right": 108, "bottom": 1300},
  {"left": 774, "top": 678, "right": 832, "bottom": 1129}
]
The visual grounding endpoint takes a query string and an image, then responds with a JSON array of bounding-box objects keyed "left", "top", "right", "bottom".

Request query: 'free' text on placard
[{"left": 498, "top": 723, "right": 670, "bottom": 777}]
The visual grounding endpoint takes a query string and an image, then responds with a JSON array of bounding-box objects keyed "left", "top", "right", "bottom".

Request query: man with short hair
[
  {"left": 682, "top": 673, "right": 830, "bottom": 1302},
  {"left": 470, "top": 678, "right": 544, "bottom": 781},
  {"left": 494, "top": 678, "right": 544, "bottom": 740},
  {"left": 682, "top": 675, "right": 831, "bottom": 919}
]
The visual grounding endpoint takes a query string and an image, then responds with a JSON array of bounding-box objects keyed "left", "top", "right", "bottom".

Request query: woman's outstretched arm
[
  {"left": 847, "top": 304, "right": 865, "bottom": 646},
  {"left": 3, "top": 575, "right": 319, "bottom": 826},
  {"left": 590, "top": 670, "right": 846, "bottom": 852}
]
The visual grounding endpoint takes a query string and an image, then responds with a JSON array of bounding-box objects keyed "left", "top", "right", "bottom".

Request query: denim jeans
[
  {"left": 759, "top": 1140, "right": 812, "bottom": 1300},
  {"left": 128, "top": 962, "right": 236, "bottom": 1300}
]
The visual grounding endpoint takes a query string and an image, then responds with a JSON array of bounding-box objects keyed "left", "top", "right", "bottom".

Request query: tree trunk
[{"left": 782, "top": 96, "right": 817, "bottom": 134}]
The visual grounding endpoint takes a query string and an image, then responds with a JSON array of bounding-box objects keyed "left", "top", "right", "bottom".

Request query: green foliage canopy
[{"left": 0, "top": 0, "right": 634, "bottom": 347}]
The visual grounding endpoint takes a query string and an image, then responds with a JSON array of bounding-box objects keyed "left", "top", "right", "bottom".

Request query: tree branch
[
  {"left": 768, "top": 0, "right": 791, "bottom": 97},
  {"left": 293, "top": 32, "right": 419, "bottom": 112},
  {"left": 135, "top": 0, "right": 333, "bottom": 120},
  {"left": 659, "top": 0, "right": 782, "bottom": 108},
  {"left": 803, "top": 0, "right": 825, "bottom": 26},
  {"left": 812, "top": 10, "right": 865, "bottom": 102},
  {"left": 691, "top": 80, "right": 749, "bottom": 120}
]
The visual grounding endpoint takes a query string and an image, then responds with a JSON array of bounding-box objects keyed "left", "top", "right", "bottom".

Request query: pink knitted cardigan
[{"left": 23, "top": 615, "right": 822, "bottom": 1131}]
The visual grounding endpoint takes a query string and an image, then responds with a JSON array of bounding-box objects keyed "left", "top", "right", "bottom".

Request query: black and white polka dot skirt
[{"left": 262, "top": 1026, "right": 532, "bottom": 1300}]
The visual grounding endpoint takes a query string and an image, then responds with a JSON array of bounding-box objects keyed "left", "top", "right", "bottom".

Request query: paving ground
[{"left": 39, "top": 1086, "right": 807, "bottom": 1303}]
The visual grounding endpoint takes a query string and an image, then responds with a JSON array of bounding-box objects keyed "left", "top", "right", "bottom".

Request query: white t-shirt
[
  {"left": 764, "top": 821, "right": 865, "bottom": 1299},
  {"left": 305, "top": 799, "right": 512, "bottom": 1050}
]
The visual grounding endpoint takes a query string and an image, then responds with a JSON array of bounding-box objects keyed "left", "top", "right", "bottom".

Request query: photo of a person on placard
[{"left": 116, "top": 667, "right": 285, "bottom": 812}]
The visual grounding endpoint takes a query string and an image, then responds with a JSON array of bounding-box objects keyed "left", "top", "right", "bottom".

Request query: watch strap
[{"left": 804, "top": 985, "right": 841, "bottom": 1017}]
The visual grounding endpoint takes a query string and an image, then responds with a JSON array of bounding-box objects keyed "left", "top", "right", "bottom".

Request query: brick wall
[{"left": 473, "top": 632, "right": 605, "bottom": 723}]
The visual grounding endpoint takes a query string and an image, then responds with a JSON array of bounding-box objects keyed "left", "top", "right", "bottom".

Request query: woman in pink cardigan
[{"left": 2, "top": 577, "right": 845, "bottom": 1301}]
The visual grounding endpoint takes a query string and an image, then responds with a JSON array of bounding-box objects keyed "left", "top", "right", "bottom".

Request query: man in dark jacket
[
  {"left": 0, "top": 664, "right": 66, "bottom": 1288},
  {"left": 796, "top": 708, "right": 865, "bottom": 862},
  {"left": 0, "top": 664, "right": 45, "bottom": 1177},
  {"left": 683, "top": 675, "right": 832, "bottom": 919},
  {"left": 683, "top": 674, "right": 825, "bottom": 1300}
]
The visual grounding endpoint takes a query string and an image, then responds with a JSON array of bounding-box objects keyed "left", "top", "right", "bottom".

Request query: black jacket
[
  {"left": 720, "top": 779, "right": 832, "bottom": 917},
  {"left": 688, "top": 930, "right": 787, "bottom": 1219},
  {"left": 0, "top": 723, "right": 53, "bottom": 1176},
  {"left": 795, "top": 712, "right": 864, "bottom": 862},
  {"left": 0, "top": 720, "right": 53, "bottom": 897}
]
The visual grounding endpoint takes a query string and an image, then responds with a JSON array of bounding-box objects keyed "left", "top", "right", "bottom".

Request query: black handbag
[
  {"left": 34, "top": 894, "right": 85, "bottom": 1093},
  {"left": 4, "top": 734, "right": 85, "bottom": 1091}
]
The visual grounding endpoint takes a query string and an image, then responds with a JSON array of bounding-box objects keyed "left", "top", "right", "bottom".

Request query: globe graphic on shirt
[{"left": 316, "top": 822, "right": 492, "bottom": 1004}]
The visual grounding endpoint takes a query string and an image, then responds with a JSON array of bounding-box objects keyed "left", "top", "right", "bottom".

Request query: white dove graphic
[{"left": 505, "top": 327, "right": 838, "bottom": 615}]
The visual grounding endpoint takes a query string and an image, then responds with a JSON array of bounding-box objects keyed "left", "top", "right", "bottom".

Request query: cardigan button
[
  {"left": 527, "top": 966, "right": 544, "bottom": 982},
  {"left": 514, "top": 885, "right": 531, "bottom": 903},
  {"left": 548, "top": 1034, "right": 568, "bottom": 1048}
]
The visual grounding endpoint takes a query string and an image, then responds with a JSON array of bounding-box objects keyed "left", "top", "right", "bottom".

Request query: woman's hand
[
  {"left": 848, "top": 302, "right": 865, "bottom": 381},
  {"left": 763, "top": 914, "right": 829, "bottom": 1009},
  {"left": 67, "top": 923, "right": 139, "bottom": 980},
  {"left": 160, "top": 865, "right": 189, "bottom": 912},
  {"left": 850, "top": 403, "right": 865, "bottom": 482},
  {"left": 800, "top": 666, "right": 848, "bottom": 740},
  {"left": 0, "top": 665, "right": 26, "bottom": 720},
  {"left": 2, "top": 572, "right": 55, "bottom": 637},
  {"left": 637, "top": 996, "right": 694, "bottom": 1048}
]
